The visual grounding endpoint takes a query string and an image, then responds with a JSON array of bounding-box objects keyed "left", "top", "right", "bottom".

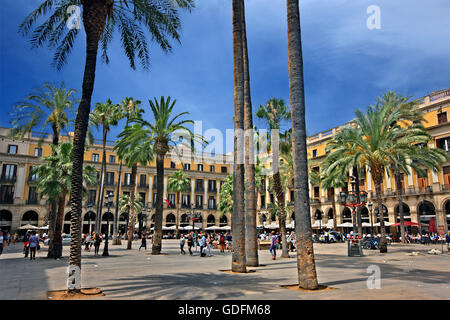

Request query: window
[
  {"left": 28, "top": 166, "right": 38, "bottom": 182},
  {"left": 208, "top": 180, "right": 217, "bottom": 192},
  {"left": 0, "top": 185, "right": 14, "bottom": 204},
  {"left": 270, "top": 194, "right": 274, "bottom": 204},
  {"left": 260, "top": 195, "right": 266, "bottom": 207},
  {"left": 196, "top": 195, "right": 203, "bottom": 208},
  {"left": 290, "top": 190, "right": 294, "bottom": 202},
  {"left": 139, "top": 174, "right": 147, "bottom": 186},
  {"left": 167, "top": 194, "right": 175, "bottom": 207},
  {"left": 436, "top": 136, "right": 450, "bottom": 153},
  {"left": 208, "top": 196, "right": 216, "bottom": 209},
  {"left": 92, "top": 153, "right": 99, "bottom": 162},
  {"left": 312, "top": 149, "right": 317, "bottom": 158},
  {"left": 34, "top": 147, "right": 42, "bottom": 157},
  {"left": 124, "top": 173, "right": 131, "bottom": 185},
  {"left": 88, "top": 190, "right": 96, "bottom": 204},
  {"left": 8, "top": 145, "right": 17, "bottom": 154},
  {"left": 184, "top": 163, "right": 191, "bottom": 171},
  {"left": 106, "top": 190, "right": 114, "bottom": 199},
  {"left": 28, "top": 187, "right": 38, "bottom": 204},
  {"left": 196, "top": 179, "right": 204, "bottom": 191},
  {"left": 314, "top": 186, "right": 320, "bottom": 198},
  {"left": 210, "top": 165, "right": 215, "bottom": 172},
  {"left": 139, "top": 192, "right": 146, "bottom": 205},
  {"left": 106, "top": 172, "right": 115, "bottom": 185},
  {"left": 182, "top": 194, "right": 191, "bottom": 208},
  {"left": 197, "top": 164, "right": 203, "bottom": 171},
  {"left": 170, "top": 161, "right": 176, "bottom": 169},
  {"left": 2, "top": 164, "right": 17, "bottom": 180},
  {"left": 437, "top": 112, "right": 448, "bottom": 124},
  {"left": 221, "top": 166, "right": 227, "bottom": 173},
  {"left": 109, "top": 155, "right": 116, "bottom": 163}
]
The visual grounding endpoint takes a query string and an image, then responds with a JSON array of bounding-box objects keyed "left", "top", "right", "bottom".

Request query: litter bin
[{"left": 347, "top": 239, "right": 363, "bottom": 257}]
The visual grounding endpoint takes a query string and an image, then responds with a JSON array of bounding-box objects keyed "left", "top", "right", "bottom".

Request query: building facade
[
  {"left": 256, "top": 89, "right": 450, "bottom": 235},
  {"left": 0, "top": 128, "right": 232, "bottom": 234}
]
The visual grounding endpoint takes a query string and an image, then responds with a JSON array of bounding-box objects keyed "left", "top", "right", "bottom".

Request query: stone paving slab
[{"left": 0, "top": 240, "right": 449, "bottom": 300}]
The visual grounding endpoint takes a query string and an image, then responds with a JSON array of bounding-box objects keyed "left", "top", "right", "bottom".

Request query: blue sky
[{"left": 1, "top": 0, "right": 449, "bottom": 154}]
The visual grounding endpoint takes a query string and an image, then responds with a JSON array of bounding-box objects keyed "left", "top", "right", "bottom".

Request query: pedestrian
[
  {"left": 270, "top": 231, "right": 278, "bottom": 260},
  {"left": 180, "top": 235, "right": 186, "bottom": 255},
  {"left": 187, "top": 232, "right": 193, "bottom": 255},
  {"left": 226, "top": 233, "right": 232, "bottom": 251},
  {"left": 85, "top": 233, "right": 91, "bottom": 251},
  {"left": 446, "top": 231, "right": 450, "bottom": 255},
  {"left": 139, "top": 231, "right": 147, "bottom": 251},
  {"left": 199, "top": 233, "right": 206, "bottom": 257},
  {"left": 28, "top": 231, "right": 40, "bottom": 260},
  {"left": 206, "top": 234, "right": 212, "bottom": 257},
  {"left": 93, "top": 233, "right": 102, "bottom": 255},
  {"left": 219, "top": 233, "right": 225, "bottom": 253},
  {"left": 0, "top": 231, "right": 6, "bottom": 256}
]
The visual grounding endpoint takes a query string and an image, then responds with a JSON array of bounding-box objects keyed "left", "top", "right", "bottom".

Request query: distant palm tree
[
  {"left": 10, "top": 82, "right": 77, "bottom": 258},
  {"left": 34, "top": 143, "right": 97, "bottom": 252},
  {"left": 218, "top": 174, "right": 234, "bottom": 215},
  {"left": 168, "top": 170, "right": 190, "bottom": 235},
  {"left": 115, "top": 124, "right": 154, "bottom": 250},
  {"left": 19, "top": 0, "right": 194, "bottom": 292},
  {"left": 118, "top": 193, "right": 144, "bottom": 233},
  {"left": 89, "top": 100, "right": 121, "bottom": 233},
  {"left": 256, "top": 98, "right": 291, "bottom": 258},
  {"left": 133, "top": 96, "right": 204, "bottom": 255},
  {"left": 113, "top": 97, "right": 143, "bottom": 242},
  {"left": 324, "top": 91, "right": 448, "bottom": 252},
  {"left": 286, "top": 0, "right": 319, "bottom": 289}
]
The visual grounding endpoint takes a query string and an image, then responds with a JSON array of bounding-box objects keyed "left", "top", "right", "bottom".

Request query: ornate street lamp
[
  {"left": 102, "top": 193, "right": 113, "bottom": 257},
  {"left": 367, "top": 201, "right": 374, "bottom": 236},
  {"left": 339, "top": 190, "right": 368, "bottom": 234}
]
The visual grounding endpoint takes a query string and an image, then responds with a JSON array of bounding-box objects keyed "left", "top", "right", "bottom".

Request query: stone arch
[
  {"left": 207, "top": 214, "right": 216, "bottom": 227},
  {"left": 118, "top": 212, "right": 129, "bottom": 234},
  {"left": 101, "top": 211, "right": 114, "bottom": 234},
  {"left": 444, "top": 199, "right": 450, "bottom": 231},
  {"left": 166, "top": 213, "right": 176, "bottom": 226},
  {"left": 394, "top": 202, "right": 411, "bottom": 222},
  {"left": 21, "top": 210, "right": 39, "bottom": 226},
  {"left": 360, "top": 206, "right": 369, "bottom": 223},
  {"left": 375, "top": 205, "right": 389, "bottom": 223},
  {"left": 417, "top": 200, "right": 436, "bottom": 224},
  {"left": 63, "top": 211, "right": 72, "bottom": 234},
  {"left": 259, "top": 213, "right": 267, "bottom": 225},
  {"left": 180, "top": 213, "right": 189, "bottom": 227},
  {"left": 219, "top": 215, "right": 228, "bottom": 226},
  {"left": 83, "top": 211, "right": 96, "bottom": 234},
  {"left": 327, "top": 208, "right": 334, "bottom": 220},
  {"left": 0, "top": 210, "right": 12, "bottom": 232},
  {"left": 342, "top": 207, "right": 352, "bottom": 222}
]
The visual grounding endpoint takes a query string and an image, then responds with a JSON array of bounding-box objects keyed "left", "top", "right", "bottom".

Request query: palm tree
[
  {"left": 231, "top": 0, "right": 247, "bottom": 273},
  {"left": 118, "top": 193, "right": 144, "bottom": 234},
  {"left": 33, "top": 143, "right": 97, "bottom": 254},
  {"left": 325, "top": 92, "right": 448, "bottom": 253},
  {"left": 319, "top": 169, "right": 347, "bottom": 230},
  {"left": 113, "top": 97, "right": 143, "bottom": 243},
  {"left": 115, "top": 124, "right": 154, "bottom": 250},
  {"left": 20, "top": 0, "right": 194, "bottom": 292},
  {"left": 218, "top": 174, "right": 234, "bottom": 216},
  {"left": 256, "top": 98, "right": 291, "bottom": 258},
  {"left": 89, "top": 100, "right": 121, "bottom": 233},
  {"left": 133, "top": 96, "right": 204, "bottom": 255},
  {"left": 168, "top": 170, "right": 190, "bottom": 235},
  {"left": 10, "top": 82, "right": 77, "bottom": 258},
  {"left": 286, "top": 0, "right": 319, "bottom": 289},
  {"left": 240, "top": 0, "right": 258, "bottom": 268}
]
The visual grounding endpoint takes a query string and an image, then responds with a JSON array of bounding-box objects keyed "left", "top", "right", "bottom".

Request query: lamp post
[
  {"left": 368, "top": 201, "right": 374, "bottom": 236},
  {"left": 339, "top": 190, "right": 368, "bottom": 235},
  {"left": 102, "top": 193, "right": 113, "bottom": 257}
]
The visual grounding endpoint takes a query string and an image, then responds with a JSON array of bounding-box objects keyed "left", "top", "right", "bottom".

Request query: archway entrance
[
  {"left": 394, "top": 203, "right": 411, "bottom": 235},
  {"left": 166, "top": 213, "right": 176, "bottom": 227},
  {"left": 101, "top": 212, "right": 114, "bottom": 235},
  {"left": 418, "top": 201, "right": 436, "bottom": 234},
  {"left": 118, "top": 212, "right": 129, "bottom": 235},
  {"left": 63, "top": 212, "right": 71, "bottom": 234},
  {"left": 22, "top": 211, "right": 38, "bottom": 226},
  {"left": 207, "top": 214, "right": 215, "bottom": 227},
  {"left": 0, "top": 210, "right": 12, "bottom": 232},
  {"left": 83, "top": 211, "right": 96, "bottom": 234},
  {"left": 445, "top": 200, "right": 450, "bottom": 231}
]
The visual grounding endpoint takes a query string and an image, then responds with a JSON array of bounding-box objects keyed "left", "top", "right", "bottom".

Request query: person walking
[
  {"left": 85, "top": 233, "right": 91, "bottom": 251},
  {"left": 0, "top": 231, "right": 5, "bottom": 256},
  {"left": 206, "top": 234, "right": 213, "bottom": 257},
  {"left": 180, "top": 235, "right": 186, "bottom": 255},
  {"left": 199, "top": 233, "right": 206, "bottom": 257},
  {"left": 226, "top": 233, "right": 232, "bottom": 251},
  {"left": 93, "top": 233, "right": 102, "bottom": 256},
  {"left": 270, "top": 231, "right": 278, "bottom": 260},
  {"left": 219, "top": 233, "right": 225, "bottom": 253},
  {"left": 187, "top": 232, "right": 193, "bottom": 255},
  {"left": 139, "top": 231, "right": 148, "bottom": 251},
  {"left": 446, "top": 231, "right": 450, "bottom": 255},
  {"left": 28, "top": 231, "right": 39, "bottom": 260}
]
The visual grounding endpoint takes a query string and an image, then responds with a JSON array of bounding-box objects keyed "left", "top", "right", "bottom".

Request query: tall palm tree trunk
[
  {"left": 127, "top": 165, "right": 137, "bottom": 249},
  {"left": 96, "top": 127, "right": 108, "bottom": 234},
  {"left": 68, "top": 0, "right": 108, "bottom": 293},
  {"left": 113, "top": 160, "right": 123, "bottom": 244},
  {"left": 175, "top": 191, "right": 181, "bottom": 236},
  {"left": 395, "top": 166, "right": 406, "bottom": 243},
  {"left": 46, "top": 130, "right": 60, "bottom": 258},
  {"left": 374, "top": 180, "right": 388, "bottom": 252},
  {"left": 274, "top": 172, "right": 289, "bottom": 258},
  {"left": 231, "top": 0, "right": 246, "bottom": 273},
  {"left": 241, "top": 0, "right": 258, "bottom": 267},
  {"left": 54, "top": 192, "right": 67, "bottom": 255},
  {"left": 331, "top": 193, "right": 337, "bottom": 229},
  {"left": 286, "top": 0, "right": 319, "bottom": 289},
  {"left": 353, "top": 166, "right": 363, "bottom": 236},
  {"left": 152, "top": 152, "right": 165, "bottom": 255}
]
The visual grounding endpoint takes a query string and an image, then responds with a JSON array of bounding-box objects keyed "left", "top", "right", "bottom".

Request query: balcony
[
  {"left": 195, "top": 186, "right": 205, "bottom": 192},
  {"left": 208, "top": 204, "right": 217, "bottom": 210},
  {"left": 0, "top": 176, "right": 16, "bottom": 184},
  {"left": 310, "top": 198, "right": 321, "bottom": 204},
  {"left": 138, "top": 183, "right": 149, "bottom": 189},
  {"left": 104, "top": 181, "right": 116, "bottom": 187},
  {"left": 195, "top": 204, "right": 203, "bottom": 210},
  {"left": 85, "top": 201, "right": 96, "bottom": 208},
  {"left": 26, "top": 199, "right": 38, "bottom": 205},
  {"left": 181, "top": 203, "right": 192, "bottom": 209},
  {"left": 442, "top": 184, "right": 450, "bottom": 191},
  {"left": 122, "top": 183, "right": 132, "bottom": 188},
  {"left": 0, "top": 198, "right": 14, "bottom": 204},
  {"left": 208, "top": 187, "right": 217, "bottom": 193}
]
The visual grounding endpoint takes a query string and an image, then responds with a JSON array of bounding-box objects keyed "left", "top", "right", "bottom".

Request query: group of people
[
  {"left": 176, "top": 232, "right": 232, "bottom": 257},
  {"left": 81, "top": 232, "right": 105, "bottom": 255}
]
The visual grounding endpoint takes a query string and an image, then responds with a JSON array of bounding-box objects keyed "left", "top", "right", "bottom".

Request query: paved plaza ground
[{"left": 0, "top": 240, "right": 449, "bottom": 300}]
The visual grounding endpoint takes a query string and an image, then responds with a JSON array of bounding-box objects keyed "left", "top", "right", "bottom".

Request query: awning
[
  {"left": 391, "top": 221, "right": 427, "bottom": 227},
  {"left": 263, "top": 223, "right": 279, "bottom": 229},
  {"left": 19, "top": 224, "right": 39, "bottom": 230},
  {"left": 337, "top": 222, "right": 354, "bottom": 227},
  {"left": 373, "top": 221, "right": 394, "bottom": 227}
]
